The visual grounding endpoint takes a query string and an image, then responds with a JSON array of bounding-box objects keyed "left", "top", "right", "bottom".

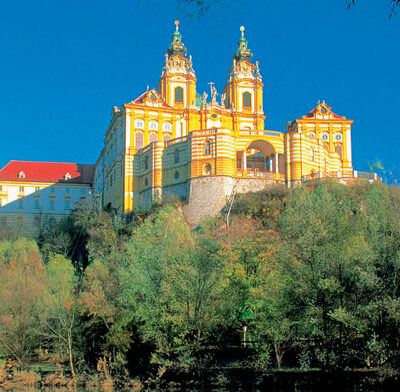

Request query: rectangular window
[
  {"left": 35, "top": 186, "right": 40, "bottom": 192},
  {"left": 80, "top": 189, "right": 85, "bottom": 195},
  {"left": 65, "top": 200, "right": 70, "bottom": 210},
  {"left": 18, "top": 198, "right": 24, "bottom": 209},
  {"left": 1, "top": 217, "right": 7, "bottom": 227},
  {"left": 34, "top": 199, "right": 40, "bottom": 209},
  {"left": 136, "top": 132, "right": 144, "bottom": 149},
  {"left": 66, "top": 188, "right": 70, "bottom": 194},
  {"left": 19, "top": 186, "right": 24, "bottom": 193},
  {"left": 49, "top": 199, "right": 55, "bottom": 210}
]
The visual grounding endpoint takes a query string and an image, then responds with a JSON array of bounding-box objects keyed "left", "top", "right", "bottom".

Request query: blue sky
[{"left": 0, "top": 0, "right": 399, "bottom": 173}]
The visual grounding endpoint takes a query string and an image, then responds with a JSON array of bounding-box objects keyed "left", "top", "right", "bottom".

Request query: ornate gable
[
  {"left": 131, "top": 89, "right": 172, "bottom": 108},
  {"left": 302, "top": 102, "right": 347, "bottom": 121}
]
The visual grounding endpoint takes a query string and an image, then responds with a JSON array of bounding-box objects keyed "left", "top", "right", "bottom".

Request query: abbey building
[{"left": 0, "top": 22, "right": 368, "bottom": 231}]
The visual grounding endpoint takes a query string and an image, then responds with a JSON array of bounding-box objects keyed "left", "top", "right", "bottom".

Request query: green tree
[
  {"left": 120, "top": 206, "right": 230, "bottom": 372},
  {"left": 42, "top": 254, "right": 79, "bottom": 378},
  {"left": 0, "top": 239, "right": 47, "bottom": 364},
  {"left": 278, "top": 181, "right": 378, "bottom": 368}
]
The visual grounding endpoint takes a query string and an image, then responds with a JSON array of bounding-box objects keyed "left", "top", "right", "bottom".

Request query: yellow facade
[{"left": 94, "top": 22, "right": 355, "bottom": 213}]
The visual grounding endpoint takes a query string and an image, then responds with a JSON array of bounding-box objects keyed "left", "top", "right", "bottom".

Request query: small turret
[
  {"left": 159, "top": 20, "right": 197, "bottom": 108},
  {"left": 222, "top": 26, "right": 264, "bottom": 120}
]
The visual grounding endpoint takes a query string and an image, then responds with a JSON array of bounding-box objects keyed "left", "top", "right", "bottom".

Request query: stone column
[
  {"left": 243, "top": 150, "right": 247, "bottom": 170},
  {"left": 275, "top": 153, "right": 279, "bottom": 173}
]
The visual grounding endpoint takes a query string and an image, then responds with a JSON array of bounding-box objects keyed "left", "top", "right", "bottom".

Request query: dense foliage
[{"left": 1, "top": 180, "right": 400, "bottom": 381}]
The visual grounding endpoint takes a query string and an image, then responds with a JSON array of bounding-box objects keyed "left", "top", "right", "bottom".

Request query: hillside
[{"left": 1, "top": 179, "right": 400, "bottom": 387}]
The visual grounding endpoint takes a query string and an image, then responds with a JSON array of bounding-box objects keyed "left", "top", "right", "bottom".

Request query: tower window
[
  {"left": 243, "top": 92, "right": 251, "bottom": 108},
  {"left": 175, "top": 86, "right": 184, "bottom": 103},
  {"left": 136, "top": 132, "right": 144, "bottom": 149},
  {"left": 204, "top": 140, "right": 211, "bottom": 155}
]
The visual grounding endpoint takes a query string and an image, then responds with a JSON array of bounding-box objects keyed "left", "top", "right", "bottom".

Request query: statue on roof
[
  {"left": 220, "top": 92, "right": 226, "bottom": 107},
  {"left": 202, "top": 91, "right": 208, "bottom": 106}
]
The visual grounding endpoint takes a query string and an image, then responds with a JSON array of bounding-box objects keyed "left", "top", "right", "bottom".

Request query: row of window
[
  {"left": 0, "top": 215, "right": 59, "bottom": 228},
  {"left": 308, "top": 132, "right": 343, "bottom": 142},
  {"left": 135, "top": 120, "right": 173, "bottom": 132},
  {"left": 135, "top": 132, "right": 172, "bottom": 149},
  {"left": 13, "top": 186, "right": 87, "bottom": 194},
  {"left": 14, "top": 198, "right": 74, "bottom": 210}
]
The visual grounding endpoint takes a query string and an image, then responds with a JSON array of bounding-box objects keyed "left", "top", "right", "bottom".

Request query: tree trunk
[
  {"left": 274, "top": 341, "right": 283, "bottom": 368},
  {"left": 67, "top": 331, "right": 75, "bottom": 379}
]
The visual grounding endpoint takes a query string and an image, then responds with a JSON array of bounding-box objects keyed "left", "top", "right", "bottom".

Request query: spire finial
[
  {"left": 240, "top": 25, "right": 245, "bottom": 37},
  {"left": 175, "top": 20, "right": 179, "bottom": 31}
]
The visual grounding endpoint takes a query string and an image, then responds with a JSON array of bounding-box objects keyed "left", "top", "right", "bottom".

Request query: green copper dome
[
  {"left": 234, "top": 26, "right": 253, "bottom": 62},
  {"left": 167, "top": 20, "right": 187, "bottom": 57}
]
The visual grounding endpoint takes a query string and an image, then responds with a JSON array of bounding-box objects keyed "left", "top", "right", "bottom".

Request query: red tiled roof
[{"left": 0, "top": 161, "right": 94, "bottom": 184}]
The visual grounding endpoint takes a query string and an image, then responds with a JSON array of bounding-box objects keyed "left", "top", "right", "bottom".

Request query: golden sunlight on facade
[
  {"left": 1, "top": 21, "right": 372, "bottom": 231},
  {"left": 92, "top": 21, "right": 357, "bottom": 223}
]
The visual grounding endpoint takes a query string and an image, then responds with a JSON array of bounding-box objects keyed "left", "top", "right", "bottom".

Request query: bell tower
[
  {"left": 159, "top": 20, "right": 197, "bottom": 109},
  {"left": 223, "top": 26, "right": 265, "bottom": 130}
]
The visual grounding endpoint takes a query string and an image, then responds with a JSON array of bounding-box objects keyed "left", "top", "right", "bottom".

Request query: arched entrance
[{"left": 237, "top": 140, "right": 279, "bottom": 177}]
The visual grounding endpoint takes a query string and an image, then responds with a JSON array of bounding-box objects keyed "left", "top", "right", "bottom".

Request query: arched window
[
  {"left": 150, "top": 133, "right": 158, "bottom": 143},
  {"left": 164, "top": 134, "right": 171, "bottom": 142},
  {"left": 204, "top": 140, "right": 211, "bottom": 155},
  {"left": 243, "top": 92, "right": 251, "bottom": 109},
  {"left": 174, "top": 149, "right": 180, "bottom": 163},
  {"left": 175, "top": 87, "right": 184, "bottom": 103},
  {"left": 136, "top": 132, "right": 143, "bottom": 149}
]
